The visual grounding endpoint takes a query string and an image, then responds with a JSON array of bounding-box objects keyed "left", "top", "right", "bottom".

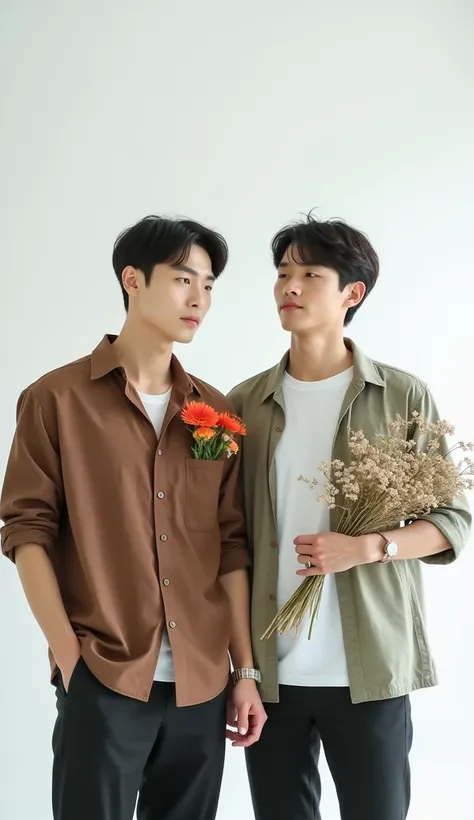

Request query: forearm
[
  {"left": 361, "top": 520, "right": 450, "bottom": 562},
  {"left": 16, "top": 543, "right": 79, "bottom": 664},
  {"left": 219, "top": 568, "right": 254, "bottom": 668}
]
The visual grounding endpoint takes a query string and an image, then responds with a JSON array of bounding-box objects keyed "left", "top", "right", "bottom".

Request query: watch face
[{"left": 386, "top": 541, "right": 398, "bottom": 557}]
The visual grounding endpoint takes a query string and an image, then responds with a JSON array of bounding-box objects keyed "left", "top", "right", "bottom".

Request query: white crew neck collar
[
  {"left": 137, "top": 386, "right": 172, "bottom": 404},
  {"left": 282, "top": 367, "right": 353, "bottom": 392}
]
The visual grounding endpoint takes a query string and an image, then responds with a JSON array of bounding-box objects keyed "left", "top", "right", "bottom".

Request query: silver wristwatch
[
  {"left": 377, "top": 532, "right": 399, "bottom": 563},
  {"left": 231, "top": 667, "right": 261, "bottom": 685}
]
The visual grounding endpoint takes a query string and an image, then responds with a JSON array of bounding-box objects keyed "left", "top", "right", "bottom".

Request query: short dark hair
[
  {"left": 271, "top": 213, "right": 379, "bottom": 325},
  {"left": 112, "top": 215, "right": 229, "bottom": 310}
]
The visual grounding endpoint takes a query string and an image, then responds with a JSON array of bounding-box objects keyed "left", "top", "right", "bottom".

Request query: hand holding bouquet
[{"left": 262, "top": 412, "right": 473, "bottom": 641}]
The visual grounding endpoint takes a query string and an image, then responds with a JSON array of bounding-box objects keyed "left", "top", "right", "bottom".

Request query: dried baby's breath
[{"left": 262, "top": 413, "right": 473, "bottom": 641}]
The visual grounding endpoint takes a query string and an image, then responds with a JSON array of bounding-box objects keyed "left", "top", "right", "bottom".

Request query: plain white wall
[{"left": 1, "top": 1, "right": 473, "bottom": 818}]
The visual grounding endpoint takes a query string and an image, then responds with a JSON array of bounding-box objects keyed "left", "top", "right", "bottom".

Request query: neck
[
  {"left": 288, "top": 330, "right": 353, "bottom": 382},
  {"left": 114, "top": 318, "right": 174, "bottom": 395}
]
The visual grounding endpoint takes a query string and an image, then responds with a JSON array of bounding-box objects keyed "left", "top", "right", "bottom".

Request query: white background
[{"left": 1, "top": 1, "right": 473, "bottom": 818}]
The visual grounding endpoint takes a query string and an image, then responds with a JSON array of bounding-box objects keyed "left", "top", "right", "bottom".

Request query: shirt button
[
  {"left": 276, "top": 425, "right": 283, "bottom": 433},
  {"left": 169, "top": 621, "right": 177, "bottom": 629},
  {"left": 163, "top": 578, "right": 170, "bottom": 586},
  {"left": 157, "top": 492, "right": 165, "bottom": 499},
  {"left": 270, "top": 541, "right": 278, "bottom": 548},
  {"left": 160, "top": 534, "right": 168, "bottom": 542},
  {"left": 269, "top": 594, "right": 276, "bottom": 601},
  {"left": 158, "top": 449, "right": 163, "bottom": 456}
]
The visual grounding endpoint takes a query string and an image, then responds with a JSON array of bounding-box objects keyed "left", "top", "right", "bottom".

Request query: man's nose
[
  {"left": 188, "top": 284, "right": 205, "bottom": 308},
  {"left": 284, "top": 280, "right": 302, "bottom": 296}
]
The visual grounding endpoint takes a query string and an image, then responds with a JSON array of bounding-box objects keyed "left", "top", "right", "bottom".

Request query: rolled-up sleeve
[
  {"left": 412, "top": 386, "right": 472, "bottom": 564},
  {"left": 217, "top": 446, "right": 251, "bottom": 576},
  {"left": 0, "top": 388, "right": 63, "bottom": 561}
]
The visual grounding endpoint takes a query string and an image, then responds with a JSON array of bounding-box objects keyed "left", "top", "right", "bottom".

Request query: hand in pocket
[{"left": 59, "top": 643, "right": 82, "bottom": 692}]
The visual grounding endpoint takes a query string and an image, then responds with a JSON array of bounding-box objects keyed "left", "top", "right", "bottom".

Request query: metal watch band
[{"left": 231, "top": 667, "right": 261, "bottom": 685}]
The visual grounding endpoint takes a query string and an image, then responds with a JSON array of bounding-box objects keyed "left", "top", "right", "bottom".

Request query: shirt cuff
[
  {"left": 218, "top": 546, "right": 252, "bottom": 576},
  {"left": 1, "top": 528, "right": 56, "bottom": 562},
  {"left": 416, "top": 513, "right": 464, "bottom": 565}
]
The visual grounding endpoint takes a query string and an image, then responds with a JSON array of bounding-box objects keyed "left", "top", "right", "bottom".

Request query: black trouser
[
  {"left": 245, "top": 686, "right": 412, "bottom": 820},
  {"left": 52, "top": 658, "right": 227, "bottom": 820}
]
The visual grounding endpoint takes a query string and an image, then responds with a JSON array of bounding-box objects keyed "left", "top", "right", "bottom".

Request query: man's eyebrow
[{"left": 171, "top": 263, "right": 215, "bottom": 281}]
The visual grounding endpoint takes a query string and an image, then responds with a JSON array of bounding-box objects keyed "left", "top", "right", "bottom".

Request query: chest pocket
[{"left": 185, "top": 458, "right": 225, "bottom": 532}]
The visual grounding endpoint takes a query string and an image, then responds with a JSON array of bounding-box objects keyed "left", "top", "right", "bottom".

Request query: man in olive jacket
[{"left": 228, "top": 214, "right": 471, "bottom": 820}]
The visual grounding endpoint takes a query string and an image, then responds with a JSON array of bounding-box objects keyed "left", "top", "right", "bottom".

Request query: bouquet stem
[{"left": 261, "top": 575, "right": 325, "bottom": 640}]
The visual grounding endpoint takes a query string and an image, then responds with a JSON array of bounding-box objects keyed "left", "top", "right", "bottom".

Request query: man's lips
[
  {"left": 181, "top": 317, "right": 200, "bottom": 326},
  {"left": 280, "top": 303, "right": 302, "bottom": 311}
]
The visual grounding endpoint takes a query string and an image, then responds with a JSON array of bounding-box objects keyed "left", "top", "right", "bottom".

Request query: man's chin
[
  {"left": 279, "top": 313, "right": 305, "bottom": 331},
  {"left": 174, "top": 326, "right": 199, "bottom": 345}
]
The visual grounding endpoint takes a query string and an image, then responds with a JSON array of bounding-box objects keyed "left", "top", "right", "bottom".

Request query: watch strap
[
  {"left": 376, "top": 532, "right": 392, "bottom": 563},
  {"left": 231, "top": 667, "right": 261, "bottom": 685}
]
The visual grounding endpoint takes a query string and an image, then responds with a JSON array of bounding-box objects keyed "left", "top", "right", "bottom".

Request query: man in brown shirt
[{"left": 0, "top": 215, "right": 266, "bottom": 820}]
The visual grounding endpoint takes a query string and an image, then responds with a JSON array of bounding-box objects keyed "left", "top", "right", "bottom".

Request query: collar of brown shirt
[{"left": 1, "top": 335, "right": 250, "bottom": 705}]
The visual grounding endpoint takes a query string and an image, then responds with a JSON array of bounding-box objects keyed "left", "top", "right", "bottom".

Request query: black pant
[
  {"left": 245, "top": 686, "right": 412, "bottom": 820},
  {"left": 52, "top": 658, "right": 227, "bottom": 820}
]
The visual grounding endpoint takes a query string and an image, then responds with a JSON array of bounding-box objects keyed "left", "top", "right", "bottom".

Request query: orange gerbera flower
[
  {"left": 181, "top": 402, "right": 219, "bottom": 428},
  {"left": 217, "top": 412, "right": 247, "bottom": 436},
  {"left": 193, "top": 426, "right": 216, "bottom": 441}
]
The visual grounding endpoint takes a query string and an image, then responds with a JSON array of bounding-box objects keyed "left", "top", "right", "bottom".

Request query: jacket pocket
[{"left": 185, "top": 458, "right": 224, "bottom": 532}]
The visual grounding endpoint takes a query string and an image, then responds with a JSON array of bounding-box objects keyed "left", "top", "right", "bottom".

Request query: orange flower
[
  {"left": 193, "top": 426, "right": 216, "bottom": 441},
  {"left": 217, "top": 412, "right": 247, "bottom": 436},
  {"left": 226, "top": 439, "right": 239, "bottom": 454},
  {"left": 181, "top": 402, "right": 219, "bottom": 428}
]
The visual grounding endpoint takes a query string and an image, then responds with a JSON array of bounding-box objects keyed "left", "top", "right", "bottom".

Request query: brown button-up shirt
[{"left": 0, "top": 335, "right": 250, "bottom": 705}]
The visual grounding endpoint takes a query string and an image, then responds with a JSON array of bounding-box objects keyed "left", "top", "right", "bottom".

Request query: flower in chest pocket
[{"left": 181, "top": 401, "right": 246, "bottom": 460}]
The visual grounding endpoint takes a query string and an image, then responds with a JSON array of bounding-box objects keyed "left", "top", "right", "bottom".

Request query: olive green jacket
[{"left": 228, "top": 340, "right": 471, "bottom": 703}]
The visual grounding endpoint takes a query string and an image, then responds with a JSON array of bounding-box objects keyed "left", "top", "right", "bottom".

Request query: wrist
[
  {"left": 229, "top": 652, "right": 254, "bottom": 669},
  {"left": 54, "top": 634, "right": 81, "bottom": 669},
  {"left": 358, "top": 533, "right": 385, "bottom": 564},
  {"left": 232, "top": 659, "right": 254, "bottom": 670}
]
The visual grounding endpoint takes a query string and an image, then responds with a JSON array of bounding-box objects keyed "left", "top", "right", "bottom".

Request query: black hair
[
  {"left": 112, "top": 215, "right": 229, "bottom": 310},
  {"left": 271, "top": 213, "right": 379, "bottom": 325}
]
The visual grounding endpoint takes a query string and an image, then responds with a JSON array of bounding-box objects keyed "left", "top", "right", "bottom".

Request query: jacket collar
[{"left": 261, "top": 337, "right": 385, "bottom": 402}]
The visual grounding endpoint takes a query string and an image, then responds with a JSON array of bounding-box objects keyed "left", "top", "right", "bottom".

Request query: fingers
[
  {"left": 225, "top": 701, "right": 250, "bottom": 745},
  {"left": 296, "top": 553, "right": 314, "bottom": 565},
  {"left": 295, "top": 549, "right": 325, "bottom": 574},
  {"left": 296, "top": 566, "right": 326, "bottom": 577},
  {"left": 294, "top": 536, "right": 328, "bottom": 574},
  {"left": 295, "top": 542, "right": 319, "bottom": 561},
  {"left": 229, "top": 710, "right": 267, "bottom": 748},
  {"left": 237, "top": 703, "right": 250, "bottom": 736},
  {"left": 226, "top": 701, "right": 238, "bottom": 726},
  {"left": 294, "top": 534, "right": 330, "bottom": 554},
  {"left": 294, "top": 534, "right": 317, "bottom": 546}
]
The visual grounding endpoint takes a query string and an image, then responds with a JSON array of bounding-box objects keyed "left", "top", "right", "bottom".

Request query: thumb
[
  {"left": 226, "top": 701, "right": 238, "bottom": 726},
  {"left": 238, "top": 704, "right": 250, "bottom": 735}
]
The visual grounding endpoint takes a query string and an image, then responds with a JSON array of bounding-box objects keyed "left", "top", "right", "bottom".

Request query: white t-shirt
[
  {"left": 276, "top": 368, "right": 353, "bottom": 687},
  {"left": 138, "top": 388, "right": 175, "bottom": 683}
]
